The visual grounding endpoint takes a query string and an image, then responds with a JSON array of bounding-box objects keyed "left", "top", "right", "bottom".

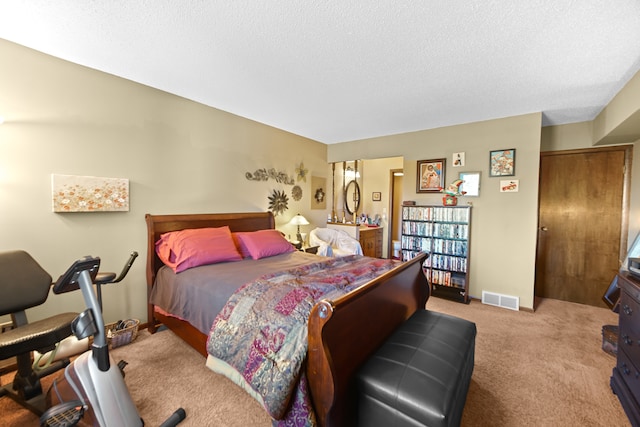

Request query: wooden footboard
[{"left": 308, "top": 252, "right": 428, "bottom": 427}]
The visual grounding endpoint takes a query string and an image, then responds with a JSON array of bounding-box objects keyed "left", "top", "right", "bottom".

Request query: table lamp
[{"left": 289, "top": 213, "right": 309, "bottom": 244}]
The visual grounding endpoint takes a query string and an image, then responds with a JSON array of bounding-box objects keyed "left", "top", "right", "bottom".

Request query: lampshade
[
  {"left": 289, "top": 214, "right": 309, "bottom": 226},
  {"left": 289, "top": 214, "right": 309, "bottom": 244}
]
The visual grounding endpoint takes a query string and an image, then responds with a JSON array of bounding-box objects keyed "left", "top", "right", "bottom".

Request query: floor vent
[{"left": 482, "top": 291, "right": 519, "bottom": 311}]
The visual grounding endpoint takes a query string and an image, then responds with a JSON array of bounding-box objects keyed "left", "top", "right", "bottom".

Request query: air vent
[{"left": 482, "top": 291, "right": 519, "bottom": 311}]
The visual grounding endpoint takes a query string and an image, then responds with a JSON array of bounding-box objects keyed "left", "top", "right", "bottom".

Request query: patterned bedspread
[{"left": 206, "top": 255, "right": 401, "bottom": 425}]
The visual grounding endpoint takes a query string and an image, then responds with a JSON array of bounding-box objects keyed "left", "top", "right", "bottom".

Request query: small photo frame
[
  {"left": 453, "top": 152, "right": 465, "bottom": 167},
  {"left": 500, "top": 179, "right": 519, "bottom": 192},
  {"left": 489, "top": 149, "right": 516, "bottom": 177},
  {"left": 416, "top": 158, "right": 445, "bottom": 193},
  {"left": 459, "top": 171, "right": 481, "bottom": 197},
  {"left": 372, "top": 192, "right": 382, "bottom": 201},
  {"left": 311, "top": 176, "right": 327, "bottom": 210}
]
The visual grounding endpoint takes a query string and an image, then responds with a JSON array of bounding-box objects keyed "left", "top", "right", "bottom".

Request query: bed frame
[{"left": 145, "top": 211, "right": 429, "bottom": 427}]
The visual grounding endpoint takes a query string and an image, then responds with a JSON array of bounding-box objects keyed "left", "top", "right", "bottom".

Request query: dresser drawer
[
  {"left": 617, "top": 348, "right": 640, "bottom": 398},
  {"left": 619, "top": 322, "right": 640, "bottom": 365},
  {"left": 621, "top": 290, "right": 640, "bottom": 340}
]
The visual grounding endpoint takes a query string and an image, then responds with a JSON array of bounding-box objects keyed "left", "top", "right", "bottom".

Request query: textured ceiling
[{"left": 1, "top": 1, "right": 640, "bottom": 144}]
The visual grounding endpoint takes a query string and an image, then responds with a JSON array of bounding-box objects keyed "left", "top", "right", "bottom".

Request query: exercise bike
[{"left": 41, "top": 256, "right": 186, "bottom": 427}]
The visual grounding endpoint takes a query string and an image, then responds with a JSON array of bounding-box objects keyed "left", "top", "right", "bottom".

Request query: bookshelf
[{"left": 401, "top": 205, "right": 471, "bottom": 303}]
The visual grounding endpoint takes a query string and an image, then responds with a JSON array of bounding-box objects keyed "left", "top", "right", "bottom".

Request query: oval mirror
[{"left": 344, "top": 180, "right": 361, "bottom": 216}]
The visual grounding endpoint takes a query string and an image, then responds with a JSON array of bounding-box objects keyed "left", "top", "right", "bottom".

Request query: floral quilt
[{"left": 206, "top": 255, "right": 401, "bottom": 425}]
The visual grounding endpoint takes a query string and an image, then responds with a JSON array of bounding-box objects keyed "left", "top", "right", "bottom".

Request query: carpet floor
[{"left": 0, "top": 296, "right": 629, "bottom": 426}]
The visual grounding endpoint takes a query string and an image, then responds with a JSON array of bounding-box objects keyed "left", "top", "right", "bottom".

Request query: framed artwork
[
  {"left": 52, "top": 174, "right": 129, "bottom": 212},
  {"left": 372, "top": 192, "right": 382, "bottom": 201},
  {"left": 310, "top": 176, "right": 326, "bottom": 209},
  {"left": 416, "top": 158, "right": 445, "bottom": 193},
  {"left": 489, "top": 149, "right": 516, "bottom": 177},
  {"left": 500, "top": 179, "right": 519, "bottom": 192},
  {"left": 459, "top": 171, "right": 481, "bottom": 196},
  {"left": 453, "top": 152, "right": 465, "bottom": 167}
]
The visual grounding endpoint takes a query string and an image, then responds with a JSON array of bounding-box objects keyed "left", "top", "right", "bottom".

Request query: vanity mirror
[{"left": 344, "top": 179, "right": 361, "bottom": 216}]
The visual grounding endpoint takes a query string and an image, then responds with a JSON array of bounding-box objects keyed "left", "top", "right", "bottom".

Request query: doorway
[
  {"left": 535, "top": 145, "right": 632, "bottom": 308},
  {"left": 388, "top": 169, "right": 404, "bottom": 259}
]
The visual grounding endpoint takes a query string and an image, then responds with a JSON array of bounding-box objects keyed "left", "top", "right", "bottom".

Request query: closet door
[{"left": 535, "top": 146, "right": 631, "bottom": 307}]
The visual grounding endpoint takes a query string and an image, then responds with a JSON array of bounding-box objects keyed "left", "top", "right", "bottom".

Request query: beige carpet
[
  {"left": 0, "top": 297, "right": 630, "bottom": 426},
  {"left": 428, "top": 297, "right": 628, "bottom": 427}
]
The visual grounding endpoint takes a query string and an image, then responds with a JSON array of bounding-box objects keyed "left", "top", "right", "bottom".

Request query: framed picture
[
  {"left": 372, "top": 192, "right": 382, "bottom": 201},
  {"left": 500, "top": 179, "right": 519, "bottom": 192},
  {"left": 459, "top": 171, "right": 481, "bottom": 196},
  {"left": 311, "top": 176, "right": 326, "bottom": 209},
  {"left": 489, "top": 149, "right": 516, "bottom": 177},
  {"left": 453, "top": 152, "right": 465, "bottom": 167},
  {"left": 52, "top": 174, "right": 129, "bottom": 212},
  {"left": 416, "top": 158, "right": 445, "bottom": 193}
]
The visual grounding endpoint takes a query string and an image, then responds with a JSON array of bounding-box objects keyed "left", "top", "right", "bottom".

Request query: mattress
[{"left": 149, "top": 250, "right": 320, "bottom": 334}]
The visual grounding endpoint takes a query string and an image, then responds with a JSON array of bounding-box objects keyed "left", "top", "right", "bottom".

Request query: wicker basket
[
  {"left": 602, "top": 324, "right": 618, "bottom": 356},
  {"left": 105, "top": 319, "right": 140, "bottom": 349}
]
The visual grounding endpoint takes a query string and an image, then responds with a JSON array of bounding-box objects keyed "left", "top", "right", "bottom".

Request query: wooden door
[{"left": 535, "top": 146, "right": 631, "bottom": 308}]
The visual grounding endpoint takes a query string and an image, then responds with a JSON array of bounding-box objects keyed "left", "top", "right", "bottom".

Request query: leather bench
[{"left": 357, "top": 309, "right": 476, "bottom": 427}]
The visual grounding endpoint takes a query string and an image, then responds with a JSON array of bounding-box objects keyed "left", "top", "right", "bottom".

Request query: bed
[{"left": 145, "top": 212, "right": 429, "bottom": 427}]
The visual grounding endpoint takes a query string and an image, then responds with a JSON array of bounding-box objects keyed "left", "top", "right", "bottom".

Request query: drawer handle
[
  {"left": 622, "top": 363, "right": 631, "bottom": 375},
  {"left": 623, "top": 334, "right": 633, "bottom": 346},
  {"left": 623, "top": 304, "right": 633, "bottom": 316}
]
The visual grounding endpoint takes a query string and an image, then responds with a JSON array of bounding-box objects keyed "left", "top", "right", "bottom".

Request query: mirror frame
[{"left": 344, "top": 180, "right": 361, "bottom": 216}]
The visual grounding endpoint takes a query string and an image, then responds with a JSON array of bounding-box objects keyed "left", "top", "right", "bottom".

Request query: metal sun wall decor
[
  {"left": 52, "top": 174, "right": 129, "bottom": 212},
  {"left": 268, "top": 189, "right": 289, "bottom": 216}
]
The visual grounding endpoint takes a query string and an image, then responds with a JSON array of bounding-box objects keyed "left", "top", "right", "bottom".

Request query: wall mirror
[{"left": 344, "top": 179, "right": 361, "bottom": 215}]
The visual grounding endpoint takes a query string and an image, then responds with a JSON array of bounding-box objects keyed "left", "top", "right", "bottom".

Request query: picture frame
[
  {"left": 416, "top": 158, "right": 445, "bottom": 193},
  {"left": 372, "top": 192, "right": 382, "bottom": 201},
  {"left": 458, "top": 171, "right": 481, "bottom": 197},
  {"left": 52, "top": 174, "right": 129, "bottom": 212},
  {"left": 489, "top": 149, "right": 516, "bottom": 177},
  {"left": 310, "top": 176, "right": 327, "bottom": 210},
  {"left": 500, "top": 179, "right": 519, "bottom": 192},
  {"left": 452, "top": 152, "right": 465, "bottom": 167}
]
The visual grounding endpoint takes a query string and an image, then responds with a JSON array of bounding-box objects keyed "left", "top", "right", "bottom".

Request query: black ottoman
[{"left": 357, "top": 309, "right": 476, "bottom": 427}]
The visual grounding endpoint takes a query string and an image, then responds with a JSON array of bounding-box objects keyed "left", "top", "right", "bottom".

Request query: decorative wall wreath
[{"left": 292, "top": 185, "right": 302, "bottom": 201}]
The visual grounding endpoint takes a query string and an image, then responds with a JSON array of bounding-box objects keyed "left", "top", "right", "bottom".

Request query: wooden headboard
[{"left": 144, "top": 212, "right": 275, "bottom": 330}]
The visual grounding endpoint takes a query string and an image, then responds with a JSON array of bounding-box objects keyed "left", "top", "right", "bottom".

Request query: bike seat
[{"left": 94, "top": 272, "right": 116, "bottom": 285}]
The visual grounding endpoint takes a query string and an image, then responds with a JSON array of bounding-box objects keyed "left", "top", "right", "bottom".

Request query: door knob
[{"left": 540, "top": 226, "right": 548, "bottom": 232}]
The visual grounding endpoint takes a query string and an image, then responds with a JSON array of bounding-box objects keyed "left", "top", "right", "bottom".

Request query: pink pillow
[
  {"left": 232, "top": 232, "right": 252, "bottom": 259},
  {"left": 155, "top": 226, "right": 242, "bottom": 273},
  {"left": 235, "top": 229, "right": 295, "bottom": 260}
]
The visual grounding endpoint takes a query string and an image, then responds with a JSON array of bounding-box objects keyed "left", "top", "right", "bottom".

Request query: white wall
[{"left": 0, "top": 39, "right": 328, "bottom": 325}]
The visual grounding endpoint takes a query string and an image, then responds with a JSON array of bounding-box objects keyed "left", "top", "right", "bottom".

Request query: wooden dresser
[
  {"left": 327, "top": 223, "right": 383, "bottom": 258},
  {"left": 611, "top": 271, "right": 640, "bottom": 426},
  {"left": 359, "top": 227, "right": 383, "bottom": 258}
]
